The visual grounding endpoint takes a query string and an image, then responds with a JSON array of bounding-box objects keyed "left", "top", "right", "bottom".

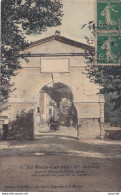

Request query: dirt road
[{"left": 0, "top": 133, "right": 121, "bottom": 192}]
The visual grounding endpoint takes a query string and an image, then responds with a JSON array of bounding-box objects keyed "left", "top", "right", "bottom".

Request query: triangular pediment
[{"left": 22, "top": 35, "right": 94, "bottom": 55}]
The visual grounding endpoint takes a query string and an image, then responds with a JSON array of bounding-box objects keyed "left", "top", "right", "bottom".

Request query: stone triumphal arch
[{"left": 2, "top": 32, "right": 105, "bottom": 139}]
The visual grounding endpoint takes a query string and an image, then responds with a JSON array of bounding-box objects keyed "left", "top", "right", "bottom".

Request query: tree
[
  {"left": 1, "top": 0, "right": 63, "bottom": 111},
  {"left": 82, "top": 21, "right": 121, "bottom": 124}
]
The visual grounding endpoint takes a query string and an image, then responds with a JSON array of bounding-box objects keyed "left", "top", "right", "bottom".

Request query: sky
[{"left": 26, "top": 0, "right": 94, "bottom": 44}]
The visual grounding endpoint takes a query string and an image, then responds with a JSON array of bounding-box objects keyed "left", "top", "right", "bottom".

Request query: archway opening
[{"left": 35, "top": 82, "right": 78, "bottom": 138}]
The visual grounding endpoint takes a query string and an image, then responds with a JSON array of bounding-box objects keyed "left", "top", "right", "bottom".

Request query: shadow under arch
[
  {"left": 33, "top": 79, "right": 76, "bottom": 103},
  {"left": 41, "top": 82, "right": 73, "bottom": 104}
]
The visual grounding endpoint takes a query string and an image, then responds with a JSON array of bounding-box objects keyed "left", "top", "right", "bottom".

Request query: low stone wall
[{"left": 104, "top": 129, "right": 121, "bottom": 140}]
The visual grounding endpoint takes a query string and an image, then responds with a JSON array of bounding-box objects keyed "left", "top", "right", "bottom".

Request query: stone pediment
[{"left": 22, "top": 34, "right": 94, "bottom": 56}]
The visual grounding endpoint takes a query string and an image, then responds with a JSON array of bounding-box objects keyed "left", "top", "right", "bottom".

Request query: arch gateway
[{"left": 2, "top": 33, "right": 105, "bottom": 139}]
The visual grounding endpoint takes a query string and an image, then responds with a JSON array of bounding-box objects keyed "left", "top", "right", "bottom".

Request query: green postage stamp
[{"left": 96, "top": 0, "right": 121, "bottom": 65}]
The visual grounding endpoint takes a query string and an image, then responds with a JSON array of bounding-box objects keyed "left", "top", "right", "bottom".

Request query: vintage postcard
[{"left": 0, "top": 0, "right": 121, "bottom": 192}]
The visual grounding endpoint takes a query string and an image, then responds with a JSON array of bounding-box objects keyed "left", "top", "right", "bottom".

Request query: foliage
[
  {"left": 105, "top": 93, "right": 121, "bottom": 125},
  {"left": 1, "top": 0, "right": 63, "bottom": 111},
  {"left": 86, "top": 63, "right": 121, "bottom": 109},
  {"left": 7, "top": 110, "right": 34, "bottom": 140}
]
